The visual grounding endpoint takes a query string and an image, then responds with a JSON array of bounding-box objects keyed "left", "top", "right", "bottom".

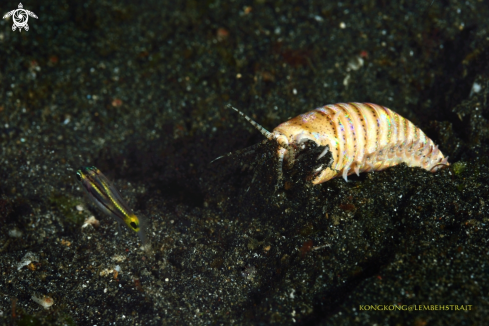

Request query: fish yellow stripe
[{"left": 76, "top": 166, "right": 148, "bottom": 245}]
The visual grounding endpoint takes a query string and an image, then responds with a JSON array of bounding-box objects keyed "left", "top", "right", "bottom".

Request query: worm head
[
  {"left": 227, "top": 105, "right": 332, "bottom": 189},
  {"left": 271, "top": 126, "right": 333, "bottom": 187}
]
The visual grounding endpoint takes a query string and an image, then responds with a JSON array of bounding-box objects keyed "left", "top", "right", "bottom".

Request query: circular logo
[{"left": 13, "top": 9, "right": 28, "bottom": 28}]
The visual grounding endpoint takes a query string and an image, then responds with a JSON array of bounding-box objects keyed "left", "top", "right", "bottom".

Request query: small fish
[{"left": 76, "top": 166, "right": 148, "bottom": 245}]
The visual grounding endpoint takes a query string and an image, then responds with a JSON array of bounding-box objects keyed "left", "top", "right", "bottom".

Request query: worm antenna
[
  {"left": 210, "top": 141, "right": 265, "bottom": 163},
  {"left": 227, "top": 104, "right": 273, "bottom": 140},
  {"left": 246, "top": 151, "right": 272, "bottom": 192},
  {"left": 275, "top": 147, "right": 287, "bottom": 192}
]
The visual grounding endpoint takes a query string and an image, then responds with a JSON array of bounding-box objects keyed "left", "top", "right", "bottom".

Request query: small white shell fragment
[
  {"left": 76, "top": 205, "right": 84, "bottom": 211},
  {"left": 82, "top": 216, "right": 100, "bottom": 228},
  {"left": 313, "top": 15, "right": 324, "bottom": 22},
  {"left": 100, "top": 269, "right": 111, "bottom": 277},
  {"left": 470, "top": 82, "right": 481, "bottom": 97},
  {"left": 140, "top": 242, "right": 153, "bottom": 253},
  {"left": 99, "top": 266, "right": 121, "bottom": 277},
  {"left": 347, "top": 56, "right": 364, "bottom": 71},
  {"left": 31, "top": 294, "right": 54, "bottom": 309},
  {"left": 8, "top": 227, "right": 23, "bottom": 238},
  {"left": 17, "top": 252, "right": 39, "bottom": 270},
  {"left": 111, "top": 254, "right": 126, "bottom": 262}
]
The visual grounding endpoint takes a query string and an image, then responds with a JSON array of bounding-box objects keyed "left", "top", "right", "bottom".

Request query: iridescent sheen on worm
[{"left": 214, "top": 103, "right": 449, "bottom": 188}]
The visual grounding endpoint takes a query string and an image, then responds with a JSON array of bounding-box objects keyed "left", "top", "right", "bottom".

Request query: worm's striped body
[{"left": 215, "top": 103, "right": 449, "bottom": 187}]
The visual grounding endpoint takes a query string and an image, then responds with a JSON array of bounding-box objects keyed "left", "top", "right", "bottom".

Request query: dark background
[{"left": 1, "top": 0, "right": 489, "bottom": 325}]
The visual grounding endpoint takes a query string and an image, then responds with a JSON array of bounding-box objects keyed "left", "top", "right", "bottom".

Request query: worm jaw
[
  {"left": 272, "top": 131, "right": 332, "bottom": 189},
  {"left": 224, "top": 104, "right": 332, "bottom": 189}
]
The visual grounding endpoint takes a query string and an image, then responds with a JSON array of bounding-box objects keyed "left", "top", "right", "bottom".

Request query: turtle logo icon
[{"left": 3, "top": 3, "right": 38, "bottom": 32}]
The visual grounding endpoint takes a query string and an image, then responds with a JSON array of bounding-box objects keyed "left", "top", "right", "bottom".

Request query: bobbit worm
[{"left": 213, "top": 103, "right": 449, "bottom": 188}]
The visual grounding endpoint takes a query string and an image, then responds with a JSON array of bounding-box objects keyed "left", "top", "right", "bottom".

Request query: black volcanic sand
[{"left": 1, "top": 0, "right": 489, "bottom": 325}]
